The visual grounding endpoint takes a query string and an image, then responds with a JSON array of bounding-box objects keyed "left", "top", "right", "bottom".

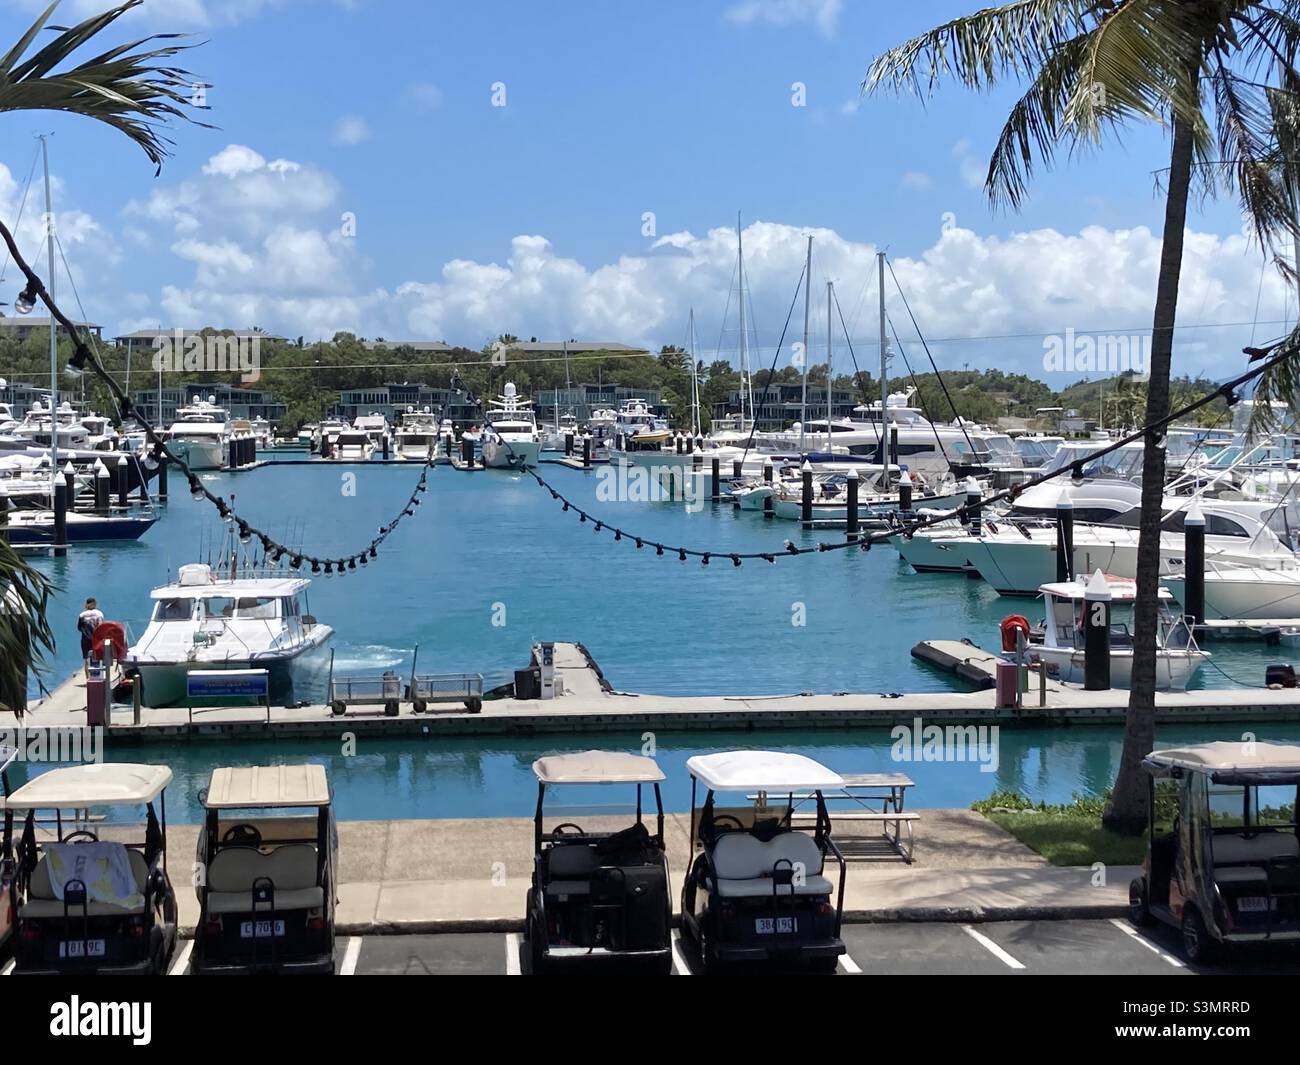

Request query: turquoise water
[{"left": 18, "top": 458, "right": 1299, "bottom": 820}]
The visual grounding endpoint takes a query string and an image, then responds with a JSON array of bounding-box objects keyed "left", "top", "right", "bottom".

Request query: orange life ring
[{"left": 1000, "top": 614, "right": 1031, "bottom": 653}]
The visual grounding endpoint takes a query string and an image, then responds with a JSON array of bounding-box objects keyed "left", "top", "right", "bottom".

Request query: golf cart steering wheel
[
  {"left": 222, "top": 824, "right": 262, "bottom": 846},
  {"left": 552, "top": 823, "right": 586, "bottom": 836},
  {"left": 712, "top": 815, "right": 745, "bottom": 831},
  {"left": 62, "top": 830, "right": 99, "bottom": 843}
]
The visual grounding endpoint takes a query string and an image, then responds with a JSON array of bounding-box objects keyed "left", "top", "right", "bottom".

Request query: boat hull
[
  {"left": 1167, "top": 569, "right": 1300, "bottom": 621},
  {"left": 1023, "top": 645, "right": 1206, "bottom": 691},
  {"left": 130, "top": 627, "right": 333, "bottom": 708},
  {"left": 168, "top": 437, "right": 226, "bottom": 471},
  {"left": 481, "top": 437, "right": 540, "bottom": 469}
]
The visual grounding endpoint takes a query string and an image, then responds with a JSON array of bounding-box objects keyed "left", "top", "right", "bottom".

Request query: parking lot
[{"left": 145, "top": 919, "right": 1300, "bottom": 976}]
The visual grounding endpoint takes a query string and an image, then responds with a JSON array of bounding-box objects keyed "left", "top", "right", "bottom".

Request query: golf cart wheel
[
  {"left": 807, "top": 955, "right": 840, "bottom": 975},
  {"left": 1128, "top": 877, "right": 1151, "bottom": 927},
  {"left": 1181, "top": 907, "right": 1217, "bottom": 963}
]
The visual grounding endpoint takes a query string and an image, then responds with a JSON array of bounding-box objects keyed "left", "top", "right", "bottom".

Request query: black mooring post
[
  {"left": 1083, "top": 570, "right": 1112, "bottom": 691},
  {"left": 965, "top": 477, "right": 982, "bottom": 535},
  {"left": 1056, "top": 492, "right": 1075, "bottom": 583},
  {"left": 1184, "top": 503, "right": 1206, "bottom": 630},
  {"left": 890, "top": 426, "right": 898, "bottom": 468},
  {"left": 711, "top": 457, "right": 720, "bottom": 502},
  {"left": 565, "top": 431, "right": 574, "bottom": 456},
  {"left": 156, "top": 454, "right": 168, "bottom": 502},
  {"left": 582, "top": 435, "right": 591, "bottom": 469},
  {"left": 763, "top": 459, "right": 773, "bottom": 520},
  {"left": 898, "top": 470, "right": 913, "bottom": 512},
  {"left": 116, "top": 455, "right": 129, "bottom": 510},
  {"left": 53, "top": 476, "right": 67, "bottom": 556},
  {"left": 846, "top": 470, "right": 860, "bottom": 542},
  {"left": 801, "top": 462, "right": 813, "bottom": 529}
]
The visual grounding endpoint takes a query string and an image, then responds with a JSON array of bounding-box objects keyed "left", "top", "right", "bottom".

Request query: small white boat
[
  {"left": 1016, "top": 572, "right": 1208, "bottom": 691},
  {"left": 542, "top": 412, "right": 580, "bottom": 452},
  {"left": 125, "top": 563, "right": 333, "bottom": 708},
  {"left": 332, "top": 428, "right": 376, "bottom": 461},
  {"left": 161, "top": 395, "right": 230, "bottom": 471},
  {"left": 394, "top": 407, "right": 440, "bottom": 462},
  {"left": 481, "top": 383, "right": 541, "bottom": 469}
]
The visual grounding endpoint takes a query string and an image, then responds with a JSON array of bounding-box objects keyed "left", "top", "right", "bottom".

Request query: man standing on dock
[{"left": 78, "top": 597, "right": 104, "bottom": 679}]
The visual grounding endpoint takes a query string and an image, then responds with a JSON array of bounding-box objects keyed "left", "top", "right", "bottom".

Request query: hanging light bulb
[{"left": 13, "top": 283, "right": 37, "bottom": 315}]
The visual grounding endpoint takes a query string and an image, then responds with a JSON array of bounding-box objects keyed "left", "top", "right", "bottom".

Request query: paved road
[{"left": 159, "top": 919, "right": 1300, "bottom": 976}]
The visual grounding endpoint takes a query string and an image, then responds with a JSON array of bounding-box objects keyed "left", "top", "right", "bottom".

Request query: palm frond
[
  {"left": 862, "top": 0, "right": 1096, "bottom": 97},
  {"left": 0, "top": 538, "right": 55, "bottom": 719},
  {"left": 0, "top": 0, "right": 210, "bottom": 172},
  {"left": 1247, "top": 325, "right": 1300, "bottom": 436}
]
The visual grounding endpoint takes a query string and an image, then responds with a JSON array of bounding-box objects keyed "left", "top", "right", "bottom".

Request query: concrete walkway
[{"left": 153, "top": 809, "right": 1131, "bottom": 934}]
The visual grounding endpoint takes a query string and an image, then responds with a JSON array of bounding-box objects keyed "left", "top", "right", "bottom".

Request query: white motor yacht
[
  {"left": 331, "top": 427, "right": 376, "bottom": 461},
  {"left": 125, "top": 563, "right": 333, "bottom": 708},
  {"left": 481, "top": 383, "right": 541, "bottom": 469},
  {"left": 161, "top": 395, "right": 230, "bottom": 471},
  {"left": 1166, "top": 558, "right": 1300, "bottom": 622},
  {"left": 394, "top": 407, "right": 440, "bottom": 461}
]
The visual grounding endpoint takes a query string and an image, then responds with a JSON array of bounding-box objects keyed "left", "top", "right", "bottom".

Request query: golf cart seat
[
  {"left": 20, "top": 846, "right": 150, "bottom": 919},
  {"left": 205, "top": 843, "right": 324, "bottom": 914},
  {"left": 1213, "top": 832, "right": 1300, "bottom": 865},
  {"left": 544, "top": 843, "right": 599, "bottom": 896},
  {"left": 711, "top": 831, "right": 834, "bottom": 898}
]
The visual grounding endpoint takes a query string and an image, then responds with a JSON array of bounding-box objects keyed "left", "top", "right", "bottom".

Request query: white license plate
[
  {"left": 755, "top": 917, "right": 797, "bottom": 935},
  {"left": 239, "top": 920, "right": 285, "bottom": 938},
  {"left": 58, "top": 939, "right": 105, "bottom": 958},
  {"left": 1237, "top": 896, "right": 1274, "bottom": 913}
]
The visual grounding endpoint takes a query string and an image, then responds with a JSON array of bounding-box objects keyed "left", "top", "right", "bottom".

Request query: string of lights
[
  {"left": 507, "top": 340, "right": 1299, "bottom": 565},
  {"left": 0, "top": 219, "right": 433, "bottom": 576}
]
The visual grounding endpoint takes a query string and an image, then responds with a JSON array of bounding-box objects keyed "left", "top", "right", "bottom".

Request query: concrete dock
[{"left": 8, "top": 638, "right": 1300, "bottom": 742}]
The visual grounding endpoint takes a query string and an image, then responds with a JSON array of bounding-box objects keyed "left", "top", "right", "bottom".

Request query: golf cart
[
  {"left": 0, "top": 745, "right": 17, "bottom": 958},
  {"left": 524, "top": 751, "right": 672, "bottom": 974},
  {"left": 1, "top": 763, "right": 178, "bottom": 974},
  {"left": 681, "top": 751, "right": 847, "bottom": 973},
  {"left": 1131, "top": 742, "right": 1300, "bottom": 962},
  {"left": 193, "top": 764, "right": 338, "bottom": 974}
]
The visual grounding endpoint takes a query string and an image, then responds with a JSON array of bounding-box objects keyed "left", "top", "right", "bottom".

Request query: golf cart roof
[
  {"left": 202, "top": 764, "right": 331, "bottom": 809},
  {"left": 532, "top": 751, "right": 665, "bottom": 785},
  {"left": 3, "top": 763, "right": 172, "bottom": 809},
  {"left": 1144, "top": 742, "right": 1300, "bottom": 783},
  {"left": 686, "top": 751, "right": 844, "bottom": 792}
]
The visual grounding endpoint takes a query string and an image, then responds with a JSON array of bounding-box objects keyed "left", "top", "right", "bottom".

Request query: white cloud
[
  {"left": 331, "top": 115, "right": 371, "bottom": 147},
  {"left": 404, "top": 83, "right": 444, "bottom": 112},
  {"left": 724, "top": 0, "right": 842, "bottom": 36},
  {"left": 110, "top": 146, "right": 1292, "bottom": 381},
  {"left": 900, "top": 171, "right": 933, "bottom": 191},
  {"left": 953, "top": 138, "right": 988, "bottom": 191}
]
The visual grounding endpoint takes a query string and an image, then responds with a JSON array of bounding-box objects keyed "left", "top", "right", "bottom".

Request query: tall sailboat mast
[
  {"left": 826, "top": 280, "right": 833, "bottom": 453},
  {"left": 688, "top": 307, "right": 700, "bottom": 438},
  {"left": 800, "top": 235, "right": 811, "bottom": 454},
  {"left": 40, "top": 135, "right": 56, "bottom": 496},
  {"left": 877, "top": 251, "right": 888, "bottom": 465},
  {"left": 737, "top": 213, "right": 754, "bottom": 428}
]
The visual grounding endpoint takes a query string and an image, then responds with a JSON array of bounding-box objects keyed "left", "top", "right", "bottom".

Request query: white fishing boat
[
  {"left": 608, "top": 399, "right": 672, "bottom": 464},
  {"left": 314, "top": 417, "right": 350, "bottom": 455},
  {"left": 769, "top": 471, "right": 966, "bottom": 524},
  {"left": 1017, "top": 572, "right": 1208, "bottom": 691},
  {"left": 125, "top": 563, "right": 333, "bottom": 708},
  {"left": 481, "top": 383, "right": 541, "bottom": 469},
  {"left": 331, "top": 427, "right": 376, "bottom": 461},
  {"left": 159, "top": 395, "right": 230, "bottom": 471},
  {"left": 394, "top": 407, "right": 440, "bottom": 461},
  {"left": 542, "top": 412, "right": 580, "bottom": 452},
  {"left": 354, "top": 412, "right": 391, "bottom": 451}
]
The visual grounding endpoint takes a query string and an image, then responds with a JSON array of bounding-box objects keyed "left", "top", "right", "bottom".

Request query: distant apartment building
[
  {"left": 534, "top": 383, "right": 666, "bottom": 423},
  {"left": 489, "top": 339, "right": 648, "bottom": 364},
  {"left": 713, "top": 382, "right": 859, "bottom": 431},
  {"left": 131, "top": 382, "right": 287, "bottom": 425},
  {"left": 114, "top": 328, "right": 288, "bottom": 350},
  {"left": 0, "top": 316, "right": 103, "bottom": 343},
  {"left": 333, "top": 382, "right": 479, "bottom": 424}
]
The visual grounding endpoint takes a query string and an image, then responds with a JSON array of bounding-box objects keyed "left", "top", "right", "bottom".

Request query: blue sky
[{"left": 0, "top": 0, "right": 1288, "bottom": 383}]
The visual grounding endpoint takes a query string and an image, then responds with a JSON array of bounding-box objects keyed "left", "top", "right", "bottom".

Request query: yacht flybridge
[
  {"left": 394, "top": 407, "right": 440, "bottom": 461},
  {"left": 125, "top": 562, "right": 333, "bottom": 708},
  {"left": 482, "top": 382, "right": 541, "bottom": 469}
]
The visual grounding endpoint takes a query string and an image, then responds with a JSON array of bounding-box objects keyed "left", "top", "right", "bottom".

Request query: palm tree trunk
[{"left": 1102, "top": 112, "right": 1196, "bottom": 835}]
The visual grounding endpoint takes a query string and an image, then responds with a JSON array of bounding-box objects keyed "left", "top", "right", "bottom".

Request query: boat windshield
[
  {"left": 203, "top": 597, "right": 236, "bottom": 619},
  {"left": 153, "top": 597, "right": 195, "bottom": 621},
  {"left": 236, "top": 596, "right": 278, "bottom": 620}
]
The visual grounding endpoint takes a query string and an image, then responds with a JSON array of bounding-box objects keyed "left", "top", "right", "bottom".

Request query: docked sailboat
[
  {"left": 481, "top": 383, "right": 541, "bottom": 469},
  {"left": 125, "top": 562, "right": 333, "bottom": 708}
]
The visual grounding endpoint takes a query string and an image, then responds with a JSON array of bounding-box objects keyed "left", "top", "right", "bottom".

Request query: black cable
[{"left": 739, "top": 262, "right": 807, "bottom": 461}]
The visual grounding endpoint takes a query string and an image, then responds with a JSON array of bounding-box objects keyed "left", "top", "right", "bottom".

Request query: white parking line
[
  {"left": 504, "top": 932, "right": 522, "bottom": 976},
  {"left": 670, "top": 931, "right": 690, "bottom": 976},
  {"left": 1, "top": 958, "right": 14, "bottom": 976},
  {"left": 961, "top": 924, "right": 1026, "bottom": 970},
  {"left": 167, "top": 940, "right": 194, "bottom": 976},
  {"left": 837, "top": 951, "right": 862, "bottom": 974},
  {"left": 339, "top": 936, "right": 362, "bottom": 976},
  {"left": 1108, "top": 918, "right": 1188, "bottom": 969}
]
